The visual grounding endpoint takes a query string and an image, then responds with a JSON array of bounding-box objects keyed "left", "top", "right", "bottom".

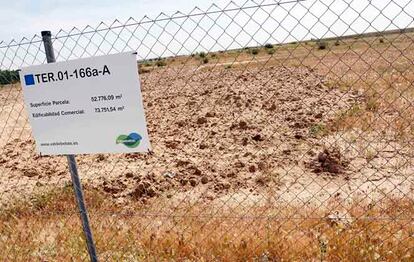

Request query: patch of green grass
[
  {"left": 309, "top": 123, "right": 328, "bottom": 137},
  {"left": 340, "top": 104, "right": 362, "bottom": 119}
]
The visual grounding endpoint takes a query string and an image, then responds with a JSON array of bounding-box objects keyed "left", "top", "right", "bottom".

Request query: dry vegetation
[
  {"left": 1, "top": 187, "right": 413, "bottom": 261},
  {"left": 1, "top": 31, "right": 414, "bottom": 260}
]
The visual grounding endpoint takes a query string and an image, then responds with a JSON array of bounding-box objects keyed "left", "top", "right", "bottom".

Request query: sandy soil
[{"left": 1, "top": 57, "right": 413, "bottom": 209}]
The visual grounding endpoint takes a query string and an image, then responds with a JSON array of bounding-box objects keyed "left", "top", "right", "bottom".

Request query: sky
[
  {"left": 1, "top": 0, "right": 413, "bottom": 43},
  {"left": 0, "top": 0, "right": 221, "bottom": 42}
]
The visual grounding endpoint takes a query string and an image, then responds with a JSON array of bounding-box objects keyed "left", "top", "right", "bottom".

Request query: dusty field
[
  {"left": 1, "top": 33, "right": 414, "bottom": 208},
  {"left": 0, "top": 31, "right": 414, "bottom": 260}
]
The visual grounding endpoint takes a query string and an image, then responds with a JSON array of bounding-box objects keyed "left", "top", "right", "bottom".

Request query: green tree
[{"left": 0, "top": 70, "right": 20, "bottom": 85}]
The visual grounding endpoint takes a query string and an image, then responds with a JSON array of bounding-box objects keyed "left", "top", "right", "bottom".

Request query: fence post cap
[{"left": 41, "top": 31, "right": 52, "bottom": 37}]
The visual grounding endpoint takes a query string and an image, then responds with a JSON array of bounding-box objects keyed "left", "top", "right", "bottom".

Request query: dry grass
[
  {"left": 1, "top": 187, "right": 413, "bottom": 261},
  {"left": 2, "top": 31, "right": 414, "bottom": 261}
]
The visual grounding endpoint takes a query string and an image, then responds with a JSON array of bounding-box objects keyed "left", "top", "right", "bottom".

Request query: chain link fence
[{"left": 1, "top": 0, "right": 414, "bottom": 260}]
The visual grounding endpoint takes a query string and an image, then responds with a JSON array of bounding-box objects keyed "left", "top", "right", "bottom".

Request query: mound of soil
[
  {"left": 0, "top": 65, "right": 362, "bottom": 203},
  {"left": 308, "top": 147, "right": 349, "bottom": 174}
]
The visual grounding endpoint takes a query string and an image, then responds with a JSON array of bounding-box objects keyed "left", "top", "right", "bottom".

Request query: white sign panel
[{"left": 19, "top": 52, "right": 151, "bottom": 155}]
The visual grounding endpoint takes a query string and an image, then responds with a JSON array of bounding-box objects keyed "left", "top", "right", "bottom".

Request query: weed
[
  {"left": 143, "top": 61, "right": 152, "bottom": 67},
  {"left": 366, "top": 97, "right": 379, "bottom": 112},
  {"left": 318, "top": 236, "right": 328, "bottom": 260},
  {"left": 329, "top": 104, "right": 367, "bottom": 132},
  {"left": 139, "top": 67, "right": 152, "bottom": 74},
  {"left": 264, "top": 43, "right": 273, "bottom": 49},
  {"left": 267, "top": 48, "right": 275, "bottom": 55},
  {"left": 344, "top": 104, "right": 362, "bottom": 117},
  {"left": 309, "top": 123, "right": 328, "bottom": 137},
  {"left": 156, "top": 60, "right": 167, "bottom": 67},
  {"left": 203, "top": 57, "right": 209, "bottom": 64},
  {"left": 250, "top": 48, "right": 259, "bottom": 55},
  {"left": 317, "top": 41, "right": 327, "bottom": 50},
  {"left": 365, "top": 149, "right": 377, "bottom": 162},
  {"left": 198, "top": 52, "right": 206, "bottom": 58},
  {"left": 255, "top": 171, "right": 281, "bottom": 187}
]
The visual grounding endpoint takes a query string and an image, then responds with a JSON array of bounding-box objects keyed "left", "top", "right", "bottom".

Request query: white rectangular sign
[{"left": 19, "top": 52, "right": 151, "bottom": 155}]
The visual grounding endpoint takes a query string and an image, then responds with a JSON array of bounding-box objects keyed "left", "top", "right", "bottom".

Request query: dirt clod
[
  {"left": 131, "top": 182, "right": 156, "bottom": 199},
  {"left": 239, "top": 121, "right": 248, "bottom": 130},
  {"left": 197, "top": 117, "right": 207, "bottom": 125},
  {"left": 309, "top": 147, "right": 348, "bottom": 174},
  {"left": 252, "top": 134, "right": 264, "bottom": 141},
  {"left": 201, "top": 176, "right": 209, "bottom": 184},
  {"left": 248, "top": 165, "right": 256, "bottom": 173},
  {"left": 294, "top": 133, "right": 303, "bottom": 139},
  {"left": 22, "top": 167, "right": 39, "bottom": 178},
  {"left": 96, "top": 154, "right": 106, "bottom": 162},
  {"left": 189, "top": 178, "right": 198, "bottom": 187}
]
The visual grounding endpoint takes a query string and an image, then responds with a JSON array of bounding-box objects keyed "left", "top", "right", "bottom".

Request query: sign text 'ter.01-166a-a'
[{"left": 19, "top": 52, "right": 151, "bottom": 155}]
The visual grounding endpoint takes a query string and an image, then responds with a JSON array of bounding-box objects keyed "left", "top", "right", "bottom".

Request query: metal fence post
[{"left": 41, "top": 30, "right": 98, "bottom": 262}]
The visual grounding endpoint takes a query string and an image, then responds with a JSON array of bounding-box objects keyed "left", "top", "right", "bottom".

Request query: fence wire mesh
[{"left": 1, "top": 0, "right": 414, "bottom": 260}]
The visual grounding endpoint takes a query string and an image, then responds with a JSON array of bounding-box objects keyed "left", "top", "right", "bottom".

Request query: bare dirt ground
[{"left": 1, "top": 33, "right": 414, "bottom": 211}]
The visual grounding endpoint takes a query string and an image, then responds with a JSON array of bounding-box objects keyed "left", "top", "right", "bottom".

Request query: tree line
[{"left": 0, "top": 70, "right": 19, "bottom": 85}]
